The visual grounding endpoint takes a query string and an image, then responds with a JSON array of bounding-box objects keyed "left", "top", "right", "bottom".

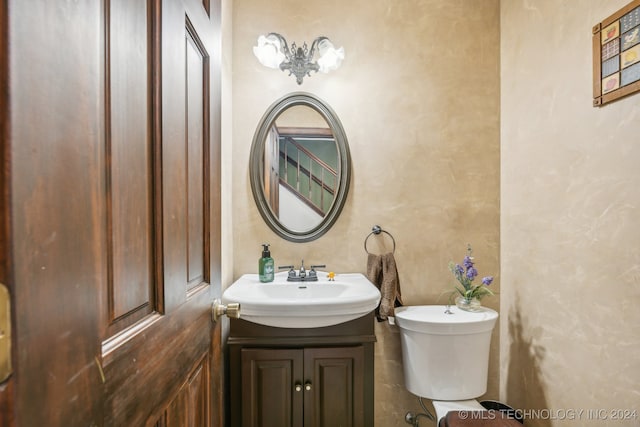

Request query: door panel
[
  {"left": 107, "top": 0, "right": 156, "bottom": 334},
  {"left": 304, "top": 347, "right": 365, "bottom": 427},
  {"left": 185, "top": 23, "right": 208, "bottom": 291},
  {"left": 241, "top": 348, "right": 304, "bottom": 427},
  {"left": 161, "top": 0, "right": 218, "bottom": 313},
  {"left": 0, "top": 0, "right": 223, "bottom": 425},
  {"left": 155, "top": 352, "right": 210, "bottom": 427}
]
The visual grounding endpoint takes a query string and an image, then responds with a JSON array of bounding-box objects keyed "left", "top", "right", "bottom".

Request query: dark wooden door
[{"left": 0, "top": 0, "right": 222, "bottom": 425}]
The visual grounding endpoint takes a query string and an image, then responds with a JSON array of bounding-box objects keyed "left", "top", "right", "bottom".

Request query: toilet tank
[{"left": 395, "top": 305, "right": 498, "bottom": 401}]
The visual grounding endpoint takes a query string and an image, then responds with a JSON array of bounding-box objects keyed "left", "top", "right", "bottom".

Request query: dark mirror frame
[{"left": 249, "top": 92, "right": 351, "bottom": 242}]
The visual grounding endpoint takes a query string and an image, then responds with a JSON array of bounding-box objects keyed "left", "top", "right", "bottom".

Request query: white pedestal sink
[{"left": 222, "top": 271, "right": 381, "bottom": 328}]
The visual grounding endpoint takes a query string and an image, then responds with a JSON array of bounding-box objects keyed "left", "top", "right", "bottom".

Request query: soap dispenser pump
[{"left": 259, "top": 243, "right": 274, "bottom": 283}]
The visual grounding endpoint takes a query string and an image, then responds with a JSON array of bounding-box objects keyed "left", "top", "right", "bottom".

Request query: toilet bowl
[{"left": 395, "top": 305, "right": 500, "bottom": 424}]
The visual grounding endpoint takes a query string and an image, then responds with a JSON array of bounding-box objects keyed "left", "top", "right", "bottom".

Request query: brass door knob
[{"left": 212, "top": 299, "right": 241, "bottom": 322}]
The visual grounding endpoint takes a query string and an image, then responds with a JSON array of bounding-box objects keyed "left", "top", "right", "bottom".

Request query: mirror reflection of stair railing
[{"left": 280, "top": 136, "right": 337, "bottom": 216}]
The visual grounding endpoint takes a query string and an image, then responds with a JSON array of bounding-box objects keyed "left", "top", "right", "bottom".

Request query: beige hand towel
[{"left": 366, "top": 252, "right": 403, "bottom": 321}]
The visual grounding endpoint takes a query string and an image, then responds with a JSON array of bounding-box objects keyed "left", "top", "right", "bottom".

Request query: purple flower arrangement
[{"left": 448, "top": 244, "right": 494, "bottom": 302}]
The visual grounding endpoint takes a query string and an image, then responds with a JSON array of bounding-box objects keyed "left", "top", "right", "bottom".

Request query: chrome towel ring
[{"left": 364, "top": 225, "right": 396, "bottom": 254}]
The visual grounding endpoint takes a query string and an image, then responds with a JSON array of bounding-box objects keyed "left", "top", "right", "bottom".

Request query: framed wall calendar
[{"left": 593, "top": 0, "right": 640, "bottom": 106}]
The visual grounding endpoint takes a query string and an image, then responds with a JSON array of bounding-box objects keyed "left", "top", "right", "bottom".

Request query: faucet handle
[
  {"left": 308, "top": 265, "right": 325, "bottom": 277},
  {"left": 278, "top": 265, "right": 297, "bottom": 279},
  {"left": 307, "top": 265, "right": 326, "bottom": 281}
]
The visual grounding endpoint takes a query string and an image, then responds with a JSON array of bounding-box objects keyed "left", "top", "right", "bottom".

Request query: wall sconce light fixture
[{"left": 253, "top": 33, "right": 345, "bottom": 85}]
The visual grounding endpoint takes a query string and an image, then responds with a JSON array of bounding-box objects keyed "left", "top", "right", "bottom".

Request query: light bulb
[
  {"left": 253, "top": 34, "right": 286, "bottom": 69},
  {"left": 317, "top": 39, "right": 344, "bottom": 73}
]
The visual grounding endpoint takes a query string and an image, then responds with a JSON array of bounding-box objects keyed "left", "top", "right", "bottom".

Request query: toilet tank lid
[{"left": 395, "top": 305, "right": 498, "bottom": 335}]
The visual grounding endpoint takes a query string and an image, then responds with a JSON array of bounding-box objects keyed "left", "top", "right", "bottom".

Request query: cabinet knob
[
  {"left": 295, "top": 383, "right": 302, "bottom": 392},
  {"left": 212, "top": 299, "right": 241, "bottom": 322},
  {"left": 304, "top": 382, "right": 312, "bottom": 391}
]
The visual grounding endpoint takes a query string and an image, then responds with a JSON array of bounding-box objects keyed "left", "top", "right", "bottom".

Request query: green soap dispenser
[{"left": 259, "top": 243, "right": 274, "bottom": 283}]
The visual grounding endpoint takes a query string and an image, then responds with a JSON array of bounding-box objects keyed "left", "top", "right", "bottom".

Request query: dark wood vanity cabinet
[{"left": 228, "top": 313, "right": 376, "bottom": 427}]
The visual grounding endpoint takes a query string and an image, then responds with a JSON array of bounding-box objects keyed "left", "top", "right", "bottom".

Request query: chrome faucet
[
  {"left": 278, "top": 260, "right": 326, "bottom": 282},
  {"left": 299, "top": 260, "right": 306, "bottom": 279}
]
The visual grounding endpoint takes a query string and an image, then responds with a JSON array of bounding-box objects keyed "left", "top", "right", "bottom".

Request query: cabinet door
[
  {"left": 241, "top": 348, "right": 304, "bottom": 427},
  {"left": 304, "top": 346, "right": 365, "bottom": 427}
]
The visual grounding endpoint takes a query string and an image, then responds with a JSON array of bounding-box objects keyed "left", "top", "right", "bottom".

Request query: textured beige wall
[
  {"left": 231, "top": 1, "right": 500, "bottom": 425},
  {"left": 501, "top": 1, "right": 640, "bottom": 426}
]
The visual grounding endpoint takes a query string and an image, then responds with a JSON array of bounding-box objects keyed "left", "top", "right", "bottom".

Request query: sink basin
[{"left": 222, "top": 271, "right": 381, "bottom": 328}]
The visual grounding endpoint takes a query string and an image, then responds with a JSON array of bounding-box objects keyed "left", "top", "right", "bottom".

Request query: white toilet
[{"left": 394, "top": 305, "right": 499, "bottom": 424}]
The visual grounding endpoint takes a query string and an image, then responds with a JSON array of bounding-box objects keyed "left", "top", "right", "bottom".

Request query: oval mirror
[{"left": 250, "top": 92, "right": 351, "bottom": 242}]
